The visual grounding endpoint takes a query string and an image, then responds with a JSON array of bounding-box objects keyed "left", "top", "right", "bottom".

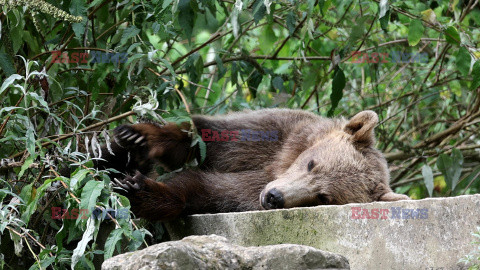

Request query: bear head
[{"left": 261, "top": 110, "right": 409, "bottom": 209}]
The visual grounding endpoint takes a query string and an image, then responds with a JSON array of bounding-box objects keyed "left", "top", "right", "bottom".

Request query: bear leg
[
  {"left": 113, "top": 122, "right": 195, "bottom": 171},
  {"left": 112, "top": 171, "right": 186, "bottom": 221}
]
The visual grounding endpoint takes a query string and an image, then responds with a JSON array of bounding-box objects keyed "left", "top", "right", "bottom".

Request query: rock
[
  {"left": 166, "top": 194, "right": 480, "bottom": 270},
  {"left": 101, "top": 234, "right": 349, "bottom": 270}
]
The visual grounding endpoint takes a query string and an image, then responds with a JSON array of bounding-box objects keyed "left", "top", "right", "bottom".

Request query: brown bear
[{"left": 96, "top": 109, "right": 409, "bottom": 221}]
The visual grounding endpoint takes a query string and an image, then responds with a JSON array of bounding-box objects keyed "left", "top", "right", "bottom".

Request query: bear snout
[{"left": 261, "top": 188, "right": 285, "bottom": 210}]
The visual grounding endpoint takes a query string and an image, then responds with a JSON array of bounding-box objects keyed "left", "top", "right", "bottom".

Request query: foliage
[
  {"left": 460, "top": 226, "right": 480, "bottom": 269},
  {"left": 0, "top": 0, "right": 480, "bottom": 268}
]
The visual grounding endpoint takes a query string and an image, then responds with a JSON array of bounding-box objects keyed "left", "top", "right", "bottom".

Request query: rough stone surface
[
  {"left": 166, "top": 195, "right": 480, "bottom": 270},
  {"left": 101, "top": 234, "right": 350, "bottom": 270}
]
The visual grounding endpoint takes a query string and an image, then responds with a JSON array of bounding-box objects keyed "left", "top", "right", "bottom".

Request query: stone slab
[
  {"left": 166, "top": 195, "right": 480, "bottom": 270},
  {"left": 102, "top": 234, "right": 350, "bottom": 270}
]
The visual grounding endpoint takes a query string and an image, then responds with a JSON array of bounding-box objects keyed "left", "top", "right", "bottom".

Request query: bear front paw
[
  {"left": 112, "top": 172, "right": 146, "bottom": 196},
  {"left": 114, "top": 125, "right": 147, "bottom": 149}
]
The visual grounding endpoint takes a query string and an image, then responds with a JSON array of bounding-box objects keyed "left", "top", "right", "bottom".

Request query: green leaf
[
  {"left": 79, "top": 181, "right": 104, "bottom": 213},
  {"left": 247, "top": 70, "right": 263, "bottom": 98},
  {"left": 445, "top": 26, "right": 460, "bottom": 45},
  {"left": 19, "top": 183, "right": 33, "bottom": 205},
  {"left": 121, "top": 26, "right": 140, "bottom": 45},
  {"left": 215, "top": 55, "right": 226, "bottom": 80},
  {"left": 162, "top": 0, "right": 174, "bottom": 9},
  {"left": 456, "top": 47, "right": 471, "bottom": 76},
  {"left": 70, "top": 169, "right": 90, "bottom": 189},
  {"left": 0, "top": 53, "right": 16, "bottom": 77},
  {"left": 318, "top": 0, "right": 325, "bottom": 15},
  {"left": 422, "top": 164, "right": 434, "bottom": 197},
  {"left": 0, "top": 74, "right": 23, "bottom": 95},
  {"left": 272, "top": 76, "right": 285, "bottom": 92},
  {"left": 25, "top": 127, "right": 36, "bottom": 155},
  {"left": 56, "top": 222, "right": 68, "bottom": 251},
  {"left": 379, "top": 10, "right": 390, "bottom": 32},
  {"left": 379, "top": 0, "right": 389, "bottom": 19},
  {"left": 21, "top": 178, "right": 55, "bottom": 225},
  {"left": 28, "top": 92, "right": 49, "bottom": 111},
  {"left": 450, "top": 148, "right": 464, "bottom": 191},
  {"left": 104, "top": 228, "right": 123, "bottom": 260},
  {"left": 286, "top": 11, "right": 296, "bottom": 35},
  {"left": 28, "top": 256, "right": 56, "bottom": 270},
  {"left": 259, "top": 25, "right": 277, "bottom": 54},
  {"left": 408, "top": 20, "right": 424, "bottom": 46},
  {"left": 72, "top": 218, "right": 96, "bottom": 268},
  {"left": 459, "top": 165, "right": 480, "bottom": 194},
  {"left": 231, "top": 61, "right": 238, "bottom": 85},
  {"left": 347, "top": 16, "right": 367, "bottom": 44},
  {"left": 18, "top": 155, "right": 34, "bottom": 178},
  {"left": 198, "top": 139, "right": 206, "bottom": 163},
  {"left": 128, "top": 229, "right": 147, "bottom": 251},
  {"left": 471, "top": 61, "right": 480, "bottom": 90},
  {"left": 70, "top": 0, "right": 86, "bottom": 16},
  {"left": 185, "top": 53, "right": 202, "bottom": 84},
  {"left": 160, "top": 58, "right": 176, "bottom": 79},
  {"left": 327, "top": 67, "right": 346, "bottom": 117},
  {"left": 437, "top": 149, "right": 463, "bottom": 191},
  {"left": 178, "top": 0, "right": 194, "bottom": 40},
  {"left": 0, "top": 106, "right": 20, "bottom": 115},
  {"left": 70, "top": 0, "right": 87, "bottom": 40},
  {"left": 87, "top": 0, "right": 105, "bottom": 8},
  {"left": 253, "top": 0, "right": 267, "bottom": 24}
]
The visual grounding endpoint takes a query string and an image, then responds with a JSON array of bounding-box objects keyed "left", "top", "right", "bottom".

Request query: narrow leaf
[
  {"left": 72, "top": 218, "right": 96, "bottom": 268},
  {"left": 0, "top": 74, "right": 23, "bottom": 95},
  {"left": 471, "top": 61, "right": 480, "bottom": 90},
  {"left": 121, "top": 26, "right": 140, "bottom": 45},
  {"left": 328, "top": 67, "right": 346, "bottom": 117},
  {"left": 379, "top": 10, "right": 390, "bottom": 32},
  {"left": 253, "top": 0, "right": 267, "bottom": 24},
  {"left": 104, "top": 228, "right": 123, "bottom": 260},
  {"left": 456, "top": 47, "right": 471, "bottom": 76},
  {"left": 197, "top": 138, "right": 206, "bottom": 163},
  {"left": 422, "top": 165, "right": 434, "bottom": 197},
  {"left": 286, "top": 11, "right": 296, "bottom": 35},
  {"left": 79, "top": 181, "right": 104, "bottom": 213},
  {"left": 70, "top": 169, "right": 90, "bottom": 189},
  {"left": 178, "top": 0, "right": 194, "bottom": 40},
  {"left": 437, "top": 149, "right": 463, "bottom": 191},
  {"left": 450, "top": 148, "right": 464, "bottom": 191}
]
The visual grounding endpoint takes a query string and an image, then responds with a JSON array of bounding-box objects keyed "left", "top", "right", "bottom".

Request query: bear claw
[
  {"left": 112, "top": 172, "right": 146, "bottom": 195},
  {"left": 114, "top": 125, "right": 146, "bottom": 148}
]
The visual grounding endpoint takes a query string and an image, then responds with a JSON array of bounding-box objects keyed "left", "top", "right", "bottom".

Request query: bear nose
[{"left": 262, "top": 188, "right": 285, "bottom": 209}]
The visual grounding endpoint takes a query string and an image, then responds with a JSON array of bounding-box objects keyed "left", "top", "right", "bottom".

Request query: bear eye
[
  {"left": 307, "top": 160, "right": 315, "bottom": 172},
  {"left": 317, "top": 194, "right": 330, "bottom": 204}
]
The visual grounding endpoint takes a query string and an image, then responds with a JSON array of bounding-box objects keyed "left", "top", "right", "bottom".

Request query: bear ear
[
  {"left": 344, "top": 110, "right": 379, "bottom": 147},
  {"left": 378, "top": 191, "right": 411, "bottom": 201}
]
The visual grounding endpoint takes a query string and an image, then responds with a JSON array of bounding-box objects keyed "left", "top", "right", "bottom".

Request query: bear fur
[{"left": 96, "top": 109, "right": 409, "bottom": 221}]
